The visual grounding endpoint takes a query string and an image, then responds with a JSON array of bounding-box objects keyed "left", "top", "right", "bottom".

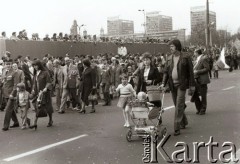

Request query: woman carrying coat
[
  {"left": 30, "top": 60, "right": 53, "bottom": 130},
  {"left": 78, "top": 59, "right": 96, "bottom": 114}
]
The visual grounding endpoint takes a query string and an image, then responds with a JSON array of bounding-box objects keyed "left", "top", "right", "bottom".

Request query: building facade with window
[
  {"left": 191, "top": 6, "right": 216, "bottom": 35},
  {"left": 146, "top": 11, "right": 173, "bottom": 34},
  {"left": 107, "top": 17, "right": 134, "bottom": 36}
]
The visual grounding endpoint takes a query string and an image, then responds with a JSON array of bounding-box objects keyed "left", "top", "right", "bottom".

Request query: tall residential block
[
  {"left": 190, "top": 6, "right": 216, "bottom": 35},
  {"left": 146, "top": 11, "right": 173, "bottom": 34},
  {"left": 107, "top": 16, "right": 134, "bottom": 36}
]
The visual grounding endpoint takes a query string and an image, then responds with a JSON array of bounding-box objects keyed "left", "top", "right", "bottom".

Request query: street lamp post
[
  {"left": 206, "top": 0, "right": 210, "bottom": 54},
  {"left": 209, "top": 22, "right": 215, "bottom": 47},
  {"left": 78, "top": 24, "right": 85, "bottom": 39},
  {"left": 138, "top": 9, "right": 146, "bottom": 37},
  {"left": 225, "top": 27, "right": 228, "bottom": 48}
]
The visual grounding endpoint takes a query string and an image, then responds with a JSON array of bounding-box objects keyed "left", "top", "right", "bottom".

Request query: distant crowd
[{"left": 0, "top": 30, "right": 172, "bottom": 44}]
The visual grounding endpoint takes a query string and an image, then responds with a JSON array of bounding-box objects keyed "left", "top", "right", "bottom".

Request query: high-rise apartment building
[
  {"left": 146, "top": 11, "right": 172, "bottom": 34},
  {"left": 100, "top": 27, "right": 104, "bottom": 37},
  {"left": 107, "top": 17, "right": 134, "bottom": 36},
  {"left": 70, "top": 20, "right": 78, "bottom": 36},
  {"left": 191, "top": 6, "right": 216, "bottom": 35}
]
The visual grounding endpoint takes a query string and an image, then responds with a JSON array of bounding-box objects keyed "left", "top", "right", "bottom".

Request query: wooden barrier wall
[{"left": 4, "top": 40, "right": 170, "bottom": 59}]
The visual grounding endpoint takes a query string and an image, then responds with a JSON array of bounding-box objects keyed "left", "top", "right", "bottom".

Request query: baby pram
[{"left": 126, "top": 91, "right": 167, "bottom": 142}]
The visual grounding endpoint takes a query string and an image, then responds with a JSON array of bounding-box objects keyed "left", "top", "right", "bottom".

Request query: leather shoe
[
  {"left": 78, "top": 109, "right": 86, "bottom": 114},
  {"left": 2, "top": 127, "right": 8, "bottom": 131},
  {"left": 27, "top": 118, "right": 31, "bottom": 127},
  {"left": 10, "top": 123, "right": 20, "bottom": 128},
  {"left": 47, "top": 121, "right": 53, "bottom": 127},
  {"left": 196, "top": 111, "right": 200, "bottom": 115},
  {"left": 90, "top": 109, "right": 95, "bottom": 113},
  {"left": 199, "top": 111, "right": 206, "bottom": 115},
  {"left": 58, "top": 111, "right": 65, "bottom": 114},
  {"left": 174, "top": 130, "right": 180, "bottom": 136},
  {"left": 180, "top": 125, "right": 186, "bottom": 129}
]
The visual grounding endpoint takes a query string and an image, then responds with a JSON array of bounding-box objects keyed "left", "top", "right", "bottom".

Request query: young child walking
[
  {"left": 16, "top": 83, "right": 31, "bottom": 129},
  {"left": 116, "top": 74, "right": 136, "bottom": 128},
  {"left": 213, "top": 59, "right": 219, "bottom": 79}
]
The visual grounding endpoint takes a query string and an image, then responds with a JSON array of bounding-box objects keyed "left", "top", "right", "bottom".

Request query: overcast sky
[{"left": 0, "top": 0, "right": 239, "bottom": 38}]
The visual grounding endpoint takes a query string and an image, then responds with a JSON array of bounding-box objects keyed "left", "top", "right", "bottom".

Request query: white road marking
[
  {"left": 222, "top": 86, "right": 236, "bottom": 91},
  {"left": 164, "top": 101, "right": 190, "bottom": 111},
  {"left": 164, "top": 105, "right": 175, "bottom": 110},
  {"left": 146, "top": 84, "right": 234, "bottom": 112},
  {"left": 161, "top": 84, "right": 236, "bottom": 111},
  {"left": 3, "top": 134, "right": 88, "bottom": 162}
]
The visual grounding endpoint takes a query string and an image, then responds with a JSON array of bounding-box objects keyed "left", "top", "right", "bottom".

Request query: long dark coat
[
  {"left": 79, "top": 67, "right": 96, "bottom": 105},
  {"left": 32, "top": 70, "right": 53, "bottom": 114},
  {"left": 21, "top": 63, "right": 33, "bottom": 93},
  {"left": 136, "top": 66, "right": 161, "bottom": 93},
  {"left": 162, "top": 53, "right": 195, "bottom": 91}
]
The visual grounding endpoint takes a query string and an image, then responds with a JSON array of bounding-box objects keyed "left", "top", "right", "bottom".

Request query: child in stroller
[{"left": 126, "top": 92, "right": 167, "bottom": 142}]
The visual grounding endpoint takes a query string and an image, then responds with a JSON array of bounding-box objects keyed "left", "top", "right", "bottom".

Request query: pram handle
[{"left": 161, "top": 92, "right": 165, "bottom": 110}]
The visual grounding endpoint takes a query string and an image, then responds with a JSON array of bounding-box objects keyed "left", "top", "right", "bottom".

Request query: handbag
[
  {"left": 36, "top": 106, "right": 48, "bottom": 118},
  {"left": 146, "top": 81, "right": 161, "bottom": 102},
  {"left": 146, "top": 85, "right": 159, "bottom": 92},
  {"left": 36, "top": 91, "right": 47, "bottom": 118},
  {"left": 196, "top": 73, "right": 210, "bottom": 84},
  {"left": 88, "top": 89, "right": 98, "bottom": 101}
]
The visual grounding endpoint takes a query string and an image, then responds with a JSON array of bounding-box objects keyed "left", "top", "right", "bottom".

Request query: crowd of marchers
[{"left": 0, "top": 40, "right": 239, "bottom": 136}]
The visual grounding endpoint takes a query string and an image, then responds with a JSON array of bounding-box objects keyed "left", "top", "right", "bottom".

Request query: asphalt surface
[{"left": 0, "top": 70, "right": 240, "bottom": 164}]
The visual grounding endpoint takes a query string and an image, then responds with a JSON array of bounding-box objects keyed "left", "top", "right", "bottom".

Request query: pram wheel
[
  {"left": 160, "top": 127, "right": 167, "bottom": 138},
  {"left": 153, "top": 132, "right": 159, "bottom": 143},
  {"left": 155, "top": 127, "right": 167, "bottom": 141},
  {"left": 126, "top": 130, "right": 132, "bottom": 142}
]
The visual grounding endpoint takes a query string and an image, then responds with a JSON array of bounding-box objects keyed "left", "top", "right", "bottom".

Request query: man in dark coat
[
  {"left": 100, "top": 63, "right": 113, "bottom": 106},
  {"left": 2, "top": 59, "right": 20, "bottom": 131},
  {"left": 191, "top": 49, "right": 210, "bottom": 115},
  {"left": 207, "top": 54, "right": 213, "bottom": 79},
  {"left": 161, "top": 39, "right": 195, "bottom": 136},
  {"left": 2, "top": 89, "right": 19, "bottom": 131}
]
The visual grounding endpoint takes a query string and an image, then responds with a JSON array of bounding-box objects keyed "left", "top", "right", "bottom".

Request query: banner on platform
[{"left": 216, "top": 48, "right": 229, "bottom": 69}]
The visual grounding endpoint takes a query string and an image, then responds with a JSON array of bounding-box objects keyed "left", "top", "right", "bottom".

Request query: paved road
[{"left": 0, "top": 70, "right": 240, "bottom": 164}]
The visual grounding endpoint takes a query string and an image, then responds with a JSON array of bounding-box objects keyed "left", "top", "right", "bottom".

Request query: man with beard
[
  {"left": 160, "top": 39, "right": 195, "bottom": 136},
  {"left": 58, "top": 57, "right": 79, "bottom": 113}
]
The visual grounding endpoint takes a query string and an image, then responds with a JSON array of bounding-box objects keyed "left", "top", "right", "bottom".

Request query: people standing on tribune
[
  {"left": 191, "top": 49, "right": 210, "bottom": 115},
  {"left": 160, "top": 39, "right": 195, "bottom": 136}
]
